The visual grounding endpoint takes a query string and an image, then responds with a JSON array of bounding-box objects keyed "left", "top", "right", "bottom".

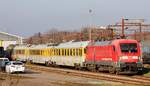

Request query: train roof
[
  {"left": 14, "top": 39, "right": 139, "bottom": 49},
  {"left": 56, "top": 41, "right": 90, "bottom": 48},
  {"left": 111, "top": 39, "right": 138, "bottom": 44},
  {"left": 90, "top": 41, "right": 112, "bottom": 46},
  {"left": 14, "top": 45, "right": 28, "bottom": 49},
  {"left": 14, "top": 44, "right": 50, "bottom": 49}
]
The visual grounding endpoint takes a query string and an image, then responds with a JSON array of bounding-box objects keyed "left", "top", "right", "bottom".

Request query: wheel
[
  {"left": 109, "top": 67, "right": 115, "bottom": 74},
  {"left": 30, "top": 60, "right": 33, "bottom": 64},
  {"left": 115, "top": 70, "right": 120, "bottom": 75},
  {"left": 45, "top": 61, "right": 50, "bottom": 67},
  {"left": 75, "top": 64, "right": 82, "bottom": 70},
  {"left": 87, "top": 64, "right": 97, "bottom": 72}
]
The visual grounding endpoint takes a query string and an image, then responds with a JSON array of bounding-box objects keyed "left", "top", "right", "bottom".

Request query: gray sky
[{"left": 0, "top": 0, "right": 149, "bottom": 37}]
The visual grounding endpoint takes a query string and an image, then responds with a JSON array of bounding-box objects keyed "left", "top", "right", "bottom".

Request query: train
[{"left": 11, "top": 39, "right": 143, "bottom": 74}]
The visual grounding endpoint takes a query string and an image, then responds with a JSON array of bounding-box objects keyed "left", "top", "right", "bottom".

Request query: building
[{"left": 0, "top": 31, "right": 23, "bottom": 50}]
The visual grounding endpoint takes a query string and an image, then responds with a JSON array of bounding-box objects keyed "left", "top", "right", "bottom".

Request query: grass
[
  {"left": 143, "top": 66, "right": 150, "bottom": 76},
  {"left": 144, "top": 71, "right": 150, "bottom": 76}
]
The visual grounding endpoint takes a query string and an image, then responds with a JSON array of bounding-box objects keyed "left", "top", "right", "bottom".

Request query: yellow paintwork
[
  {"left": 13, "top": 46, "right": 86, "bottom": 60},
  {"left": 0, "top": 40, "right": 3, "bottom": 47}
]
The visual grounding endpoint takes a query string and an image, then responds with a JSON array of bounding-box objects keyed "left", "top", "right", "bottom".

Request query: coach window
[
  {"left": 68, "top": 49, "right": 69, "bottom": 56},
  {"left": 84, "top": 48, "right": 87, "bottom": 54},
  {"left": 16, "top": 50, "right": 18, "bottom": 54},
  {"left": 69, "top": 49, "right": 72, "bottom": 56},
  {"left": 42, "top": 50, "right": 44, "bottom": 56},
  {"left": 63, "top": 49, "right": 65, "bottom": 56},
  {"left": 66, "top": 49, "right": 67, "bottom": 56},
  {"left": 36, "top": 50, "right": 38, "bottom": 55},
  {"left": 39, "top": 50, "right": 41, "bottom": 55},
  {"left": 72, "top": 49, "right": 74, "bottom": 56},
  {"left": 19, "top": 50, "right": 21, "bottom": 54},
  {"left": 65, "top": 49, "right": 67, "bottom": 56},
  {"left": 68, "top": 49, "right": 70, "bottom": 56},
  {"left": 56, "top": 49, "right": 58, "bottom": 56},
  {"left": 74, "top": 49, "right": 76, "bottom": 56},
  {"left": 64, "top": 49, "right": 66, "bottom": 56},
  {"left": 71, "top": 49, "right": 73, "bottom": 56},
  {"left": 37, "top": 50, "right": 39, "bottom": 55},
  {"left": 60, "top": 48, "right": 62, "bottom": 56},
  {"left": 79, "top": 48, "right": 82, "bottom": 56},
  {"left": 58, "top": 49, "right": 60, "bottom": 56},
  {"left": 57, "top": 49, "right": 59, "bottom": 56},
  {"left": 32, "top": 50, "right": 34, "bottom": 55},
  {"left": 17, "top": 50, "right": 19, "bottom": 54},
  {"left": 62, "top": 49, "right": 64, "bottom": 56},
  {"left": 19, "top": 50, "right": 22, "bottom": 54},
  {"left": 76, "top": 49, "right": 79, "bottom": 56},
  {"left": 66, "top": 49, "right": 68, "bottom": 56},
  {"left": 51, "top": 49, "right": 53, "bottom": 56},
  {"left": 53, "top": 49, "right": 55, "bottom": 56},
  {"left": 20, "top": 50, "right": 22, "bottom": 54},
  {"left": 55, "top": 49, "right": 57, "bottom": 56},
  {"left": 48, "top": 49, "right": 50, "bottom": 56}
]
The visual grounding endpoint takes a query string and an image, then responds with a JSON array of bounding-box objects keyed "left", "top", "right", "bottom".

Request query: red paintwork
[{"left": 86, "top": 39, "right": 141, "bottom": 63}]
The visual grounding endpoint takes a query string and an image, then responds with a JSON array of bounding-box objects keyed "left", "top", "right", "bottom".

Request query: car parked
[
  {"left": 0, "top": 58, "right": 9, "bottom": 71},
  {"left": 5, "top": 61, "right": 25, "bottom": 73}
]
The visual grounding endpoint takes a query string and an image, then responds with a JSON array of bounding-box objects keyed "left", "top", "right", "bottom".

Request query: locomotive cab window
[{"left": 120, "top": 43, "right": 137, "bottom": 53}]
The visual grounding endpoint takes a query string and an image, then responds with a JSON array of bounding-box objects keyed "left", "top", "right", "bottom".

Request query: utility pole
[
  {"left": 121, "top": 18, "right": 125, "bottom": 38},
  {"left": 89, "top": 9, "right": 92, "bottom": 41},
  {"left": 139, "top": 23, "right": 142, "bottom": 42}
]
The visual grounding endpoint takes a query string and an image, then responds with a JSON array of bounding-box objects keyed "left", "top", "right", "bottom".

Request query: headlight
[
  {"left": 132, "top": 56, "right": 138, "bottom": 59},
  {"left": 120, "top": 56, "right": 128, "bottom": 59}
]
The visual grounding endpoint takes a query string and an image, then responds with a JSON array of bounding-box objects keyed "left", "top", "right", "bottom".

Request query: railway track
[
  {"left": 131, "top": 75, "right": 150, "bottom": 81},
  {"left": 26, "top": 64, "right": 150, "bottom": 86}
]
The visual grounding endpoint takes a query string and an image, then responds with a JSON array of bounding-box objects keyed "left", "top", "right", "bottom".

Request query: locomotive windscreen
[{"left": 120, "top": 43, "right": 137, "bottom": 53}]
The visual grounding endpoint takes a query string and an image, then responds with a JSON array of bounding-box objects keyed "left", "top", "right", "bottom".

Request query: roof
[
  {"left": 56, "top": 41, "right": 90, "bottom": 48},
  {"left": 90, "top": 41, "right": 112, "bottom": 46},
  {"left": 0, "top": 31, "right": 23, "bottom": 41}
]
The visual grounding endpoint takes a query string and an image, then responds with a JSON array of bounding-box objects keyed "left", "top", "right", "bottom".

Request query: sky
[{"left": 0, "top": 0, "right": 150, "bottom": 38}]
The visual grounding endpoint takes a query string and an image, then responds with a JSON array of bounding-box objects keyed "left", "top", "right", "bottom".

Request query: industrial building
[{"left": 0, "top": 31, "right": 23, "bottom": 50}]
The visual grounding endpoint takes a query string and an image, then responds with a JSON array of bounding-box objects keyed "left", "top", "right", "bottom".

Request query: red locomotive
[{"left": 85, "top": 39, "right": 143, "bottom": 74}]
